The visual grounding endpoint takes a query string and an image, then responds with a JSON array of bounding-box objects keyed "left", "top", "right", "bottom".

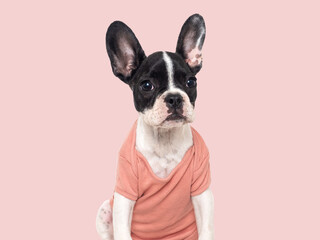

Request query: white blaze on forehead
[{"left": 162, "top": 51, "right": 174, "bottom": 89}]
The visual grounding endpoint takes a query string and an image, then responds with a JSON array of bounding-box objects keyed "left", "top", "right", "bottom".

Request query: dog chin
[
  {"left": 160, "top": 118, "right": 188, "bottom": 129},
  {"left": 140, "top": 112, "right": 194, "bottom": 129}
]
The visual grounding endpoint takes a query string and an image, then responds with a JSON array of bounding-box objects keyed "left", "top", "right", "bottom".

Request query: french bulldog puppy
[{"left": 96, "top": 14, "right": 214, "bottom": 240}]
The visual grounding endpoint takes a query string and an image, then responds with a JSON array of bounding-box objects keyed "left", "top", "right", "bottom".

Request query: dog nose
[{"left": 165, "top": 94, "right": 183, "bottom": 109}]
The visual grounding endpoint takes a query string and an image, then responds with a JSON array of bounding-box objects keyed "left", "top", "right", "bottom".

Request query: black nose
[{"left": 165, "top": 94, "right": 183, "bottom": 109}]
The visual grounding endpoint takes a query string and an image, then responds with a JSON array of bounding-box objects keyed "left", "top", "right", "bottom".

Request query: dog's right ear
[{"left": 106, "top": 21, "right": 146, "bottom": 84}]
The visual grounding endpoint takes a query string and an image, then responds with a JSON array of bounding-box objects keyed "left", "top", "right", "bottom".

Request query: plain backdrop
[{"left": 1, "top": 0, "right": 319, "bottom": 239}]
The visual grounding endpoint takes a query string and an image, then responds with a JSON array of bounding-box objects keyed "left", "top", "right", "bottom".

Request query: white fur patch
[
  {"left": 162, "top": 51, "right": 174, "bottom": 89},
  {"left": 96, "top": 199, "right": 114, "bottom": 240},
  {"left": 136, "top": 116, "right": 193, "bottom": 178},
  {"left": 141, "top": 88, "right": 195, "bottom": 128},
  {"left": 191, "top": 188, "right": 215, "bottom": 237},
  {"left": 113, "top": 193, "right": 135, "bottom": 239}
]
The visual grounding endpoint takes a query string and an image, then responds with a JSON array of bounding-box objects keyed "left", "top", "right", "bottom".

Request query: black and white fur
[{"left": 96, "top": 14, "right": 214, "bottom": 240}]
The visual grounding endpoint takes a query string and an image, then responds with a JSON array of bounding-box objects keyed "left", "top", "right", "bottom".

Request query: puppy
[{"left": 96, "top": 14, "right": 214, "bottom": 240}]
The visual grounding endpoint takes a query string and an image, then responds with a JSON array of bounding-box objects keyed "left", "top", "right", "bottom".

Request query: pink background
[{"left": 1, "top": 0, "right": 319, "bottom": 239}]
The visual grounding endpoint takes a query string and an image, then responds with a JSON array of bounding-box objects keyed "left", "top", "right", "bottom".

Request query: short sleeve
[
  {"left": 191, "top": 140, "right": 211, "bottom": 196},
  {"left": 114, "top": 155, "right": 139, "bottom": 201}
]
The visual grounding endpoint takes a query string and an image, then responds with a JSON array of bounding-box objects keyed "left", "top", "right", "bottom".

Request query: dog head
[{"left": 106, "top": 14, "right": 206, "bottom": 128}]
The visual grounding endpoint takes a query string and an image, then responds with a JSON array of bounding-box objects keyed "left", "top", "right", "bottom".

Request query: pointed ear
[
  {"left": 106, "top": 21, "right": 146, "bottom": 84},
  {"left": 176, "top": 14, "right": 206, "bottom": 74}
]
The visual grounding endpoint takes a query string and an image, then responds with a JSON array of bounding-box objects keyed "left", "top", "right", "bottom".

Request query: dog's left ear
[{"left": 176, "top": 14, "right": 206, "bottom": 74}]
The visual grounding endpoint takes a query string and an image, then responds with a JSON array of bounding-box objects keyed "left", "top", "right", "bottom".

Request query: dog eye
[
  {"left": 186, "top": 77, "right": 197, "bottom": 88},
  {"left": 140, "top": 80, "right": 154, "bottom": 91}
]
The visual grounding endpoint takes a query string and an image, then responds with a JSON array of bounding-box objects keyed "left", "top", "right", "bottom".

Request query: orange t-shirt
[{"left": 110, "top": 120, "right": 211, "bottom": 240}]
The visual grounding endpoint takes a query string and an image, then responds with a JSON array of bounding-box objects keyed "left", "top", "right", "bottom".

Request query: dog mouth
[{"left": 165, "top": 112, "right": 186, "bottom": 121}]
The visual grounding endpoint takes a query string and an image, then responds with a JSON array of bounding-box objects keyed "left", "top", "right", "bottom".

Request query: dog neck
[{"left": 135, "top": 115, "right": 193, "bottom": 160}]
